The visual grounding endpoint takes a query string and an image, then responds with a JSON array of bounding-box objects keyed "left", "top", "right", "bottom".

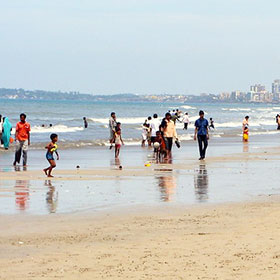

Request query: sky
[{"left": 0, "top": 0, "right": 279, "bottom": 95}]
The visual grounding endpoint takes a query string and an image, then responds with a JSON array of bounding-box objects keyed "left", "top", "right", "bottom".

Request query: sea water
[{"left": 0, "top": 99, "right": 279, "bottom": 149}]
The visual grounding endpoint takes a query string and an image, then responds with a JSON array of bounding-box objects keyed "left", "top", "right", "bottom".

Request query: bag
[{"left": 175, "top": 139, "right": 181, "bottom": 148}]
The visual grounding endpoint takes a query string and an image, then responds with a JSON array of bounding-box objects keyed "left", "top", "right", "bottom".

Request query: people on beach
[
  {"left": 182, "top": 113, "right": 190, "bottom": 130},
  {"left": 13, "top": 113, "right": 31, "bottom": 166},
  {"left": 243, "top": 126, "right": 249, "bottom": 142},
  {"left": 276, "top": 114, "right": 280, "bottom": 130},
  {"left": 109, "top": 112, "right": 117, "bottom": 149},
  {"left": 209, "top": 118, "right": 215, "bottom": 130},
  {"left": 161, "top": 112, "right": 178, "bottom": 159},
  {"left": 43, "top": 133, "right": 59, "bottom": 177},
  {"left": 141, "top": 120, "right": 149, "bottom": 147},
  {"left": 242, "top": 116, "right": 249, "bottom": 141},
  {"left": 154, "top": 130, "right": 167, "bottom": 161},
  {"left": 113, "top": 128, "right": 124, "bottom": 158},
  {"left": 0, "top": 115, "right": 3, "bottom": 146},
  {"left": 2, "top": 117, "right": 12, "bottom": 150},
  {"left": 150, "top": 114, "right": 161, "bottom": 144},
  {"left": 83, "top": 117, "right": 88, "bottom": 129},
  {"left": 146, "top": 116, "right": 152, "bottom": 146},
  {"left": 194, "top": 111, "right": 209, "bottom": 160}
]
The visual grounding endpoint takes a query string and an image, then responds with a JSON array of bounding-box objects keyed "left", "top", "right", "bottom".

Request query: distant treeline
[{"left": 0, "top": 88, "right": 141, "bottom": 102}]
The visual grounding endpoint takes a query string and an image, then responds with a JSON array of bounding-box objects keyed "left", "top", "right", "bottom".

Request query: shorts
[
  {"left": 164, "top": 137, "right": 173, "bottom": 151},
  {"left": 46, "top": 152, "right": 54, "bottom": 161},
  {"left": 115, "top": 144, "right": 121, "bottom": 149}
]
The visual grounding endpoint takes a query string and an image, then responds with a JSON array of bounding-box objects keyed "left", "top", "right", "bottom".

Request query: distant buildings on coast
[
  {"left": 0, "top": 79, "right": 280, "bottom": 104},
  {"left": 219, "top": 79, "right": 280, "bottom": 103}
]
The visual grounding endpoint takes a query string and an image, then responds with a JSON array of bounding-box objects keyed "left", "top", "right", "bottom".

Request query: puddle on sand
[{"left": 0, "top": 160, "right": 280, "bottom": 215}]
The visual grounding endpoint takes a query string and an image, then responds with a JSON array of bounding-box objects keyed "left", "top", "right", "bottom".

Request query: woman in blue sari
[{"left": 2, "top": 117, "right": 12, "bottom": 149}]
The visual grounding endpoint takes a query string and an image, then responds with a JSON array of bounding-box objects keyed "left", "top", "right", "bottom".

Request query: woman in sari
[{"left": 2, "top": 117, "right": 12, "bottom": 150}]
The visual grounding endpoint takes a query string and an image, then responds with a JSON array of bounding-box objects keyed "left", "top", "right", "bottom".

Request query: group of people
[{"left": 109, "top": 110, "right": 210, "bottom": 160}]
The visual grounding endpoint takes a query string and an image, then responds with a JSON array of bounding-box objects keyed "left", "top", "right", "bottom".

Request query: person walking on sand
[
  {"left": 109, "top": 112, "right": 117, "bottom": 149},
  {"left": 161, "top": 112, "right": 178, "bottom": 159},
  {"left": 182, "top": 112, "right": 190, "bottom": 130},
  {"left": 13, "top": 113, "right": 31, "bottom": 166},
  {"left": 150, "top": 114, "right": 161, "bottom": 144},
  {"left": 43, "top": 133, "right": 59, "bottom": 177},
  {"left": 242, "top": 116, "right": 249, "bottom": 142},
  {"left": 194, "top": 111, "right": 209, "bottom": 160}
]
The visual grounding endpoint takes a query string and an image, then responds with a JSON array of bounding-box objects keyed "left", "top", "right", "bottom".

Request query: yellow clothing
[{"left": 163, "top": 120, "right": 177, "bottom": 138}]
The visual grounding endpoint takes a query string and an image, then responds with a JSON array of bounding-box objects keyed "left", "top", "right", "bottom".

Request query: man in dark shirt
[{"left": 194, "top": 111, "right": 209, "bottom": 160}]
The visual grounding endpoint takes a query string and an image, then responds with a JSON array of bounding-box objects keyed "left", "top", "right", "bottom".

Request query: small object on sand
[
  {"left": 145, "top": 163, "right": 151, "bottom": 167},
  {"left": 76, "top": 165, "right": 80, "bottom": 169},
  {"left": 119, "top": 165, "right": 122, "bottom": 170}
]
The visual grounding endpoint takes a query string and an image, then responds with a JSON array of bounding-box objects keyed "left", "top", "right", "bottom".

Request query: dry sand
[{"left": 0, "top": 199, "right": 280, "bottom": 279}]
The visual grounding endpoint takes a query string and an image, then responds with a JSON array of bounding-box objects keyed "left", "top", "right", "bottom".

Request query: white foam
[
  {"left": 181, "top": 105, "right": 196, "bottom": 110},
  {"left": 32, "top": 125, "right": 84, "bottom": 133},
  {"left": 90, "top": 117, "right": 147, "bottom": 125}
]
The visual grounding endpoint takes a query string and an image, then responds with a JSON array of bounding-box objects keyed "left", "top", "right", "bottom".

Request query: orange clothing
[
  {"left": 163, "top": 120, "right": 177, "bottom": 138},
  {"left": 16, "top": 121, "right": 31, "bottom": 141}
]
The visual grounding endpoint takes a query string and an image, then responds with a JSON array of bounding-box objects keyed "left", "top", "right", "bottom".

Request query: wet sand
[{"left": 1, "top": 139, "right": 280, "bottom": 278}]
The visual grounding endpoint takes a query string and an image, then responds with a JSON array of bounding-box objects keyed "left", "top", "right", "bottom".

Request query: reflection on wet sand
[
  {"left": 157, "top": 171, "right": 177, "bottom": 202},
  {"left": 45, "top": 180, "right": 58, "bottom": 214},
  {"left": 194, "top": 164, "right": 209, "bottom": 202},
  {"left": 243, "top": 142, "right": 249, "bottom": 153},
  {"left": 14, "top": 180, "right": 30, "bottom": 211}
]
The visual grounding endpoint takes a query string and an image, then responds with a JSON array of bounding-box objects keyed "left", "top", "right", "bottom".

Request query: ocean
[{"left": 0, "top": 99, "right": 279, "bottom": 149}]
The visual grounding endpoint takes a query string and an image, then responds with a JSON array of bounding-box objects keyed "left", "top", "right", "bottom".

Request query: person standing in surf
[
  {"left": 242, "top": 116, "right": 249, "bottom": 142},
  {"left": 182, "top": 113, "right": 190, "bottom": 130},
  {"left": 109, "top": 112, "right": 117, "bottom": 149},
  {"left": 194, "top": 110, "right": 209, "bottom": 160},
  {"left": 13, "top": 113, "right": 31, "bottom": 166}
]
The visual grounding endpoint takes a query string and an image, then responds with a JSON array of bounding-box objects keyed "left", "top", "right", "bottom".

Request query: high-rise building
[
  {"left": 272, "top": 79, "right": 280, "bottom": 94},
  {"left": 250, "top": 84, "right": 266, "bottom": 93}
]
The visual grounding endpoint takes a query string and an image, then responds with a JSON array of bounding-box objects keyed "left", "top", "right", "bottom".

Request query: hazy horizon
[{"left": 0, "top": 0, "right": 279, "bottom": 95}]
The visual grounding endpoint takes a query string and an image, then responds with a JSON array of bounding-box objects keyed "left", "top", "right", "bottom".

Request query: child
[
  {"left": 209, "top": 118, "right": 215, "bottom": 130},
  {"left": 43, "top": 133, "right": 59, "bottom": 177},
  {"left": 141, "top": 121, "right": 149, "bottom": 147},
  {"left": 154, "top": 131, "right": 167, "bottom": 161},
  {"left": 243, "top": 126, "right": 249, "bottom": 142},
  {"left": 113, "top": 129, "right": 124, "bottom": 158}
]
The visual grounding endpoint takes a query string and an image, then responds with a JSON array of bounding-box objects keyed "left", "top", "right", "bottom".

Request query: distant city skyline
[{"left": 0, "top": 0, "right": 280, "bottom": 95}]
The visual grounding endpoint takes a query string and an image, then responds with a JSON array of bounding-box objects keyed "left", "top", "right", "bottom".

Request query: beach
[
  {"left": 1, "top": 100, "right": 280, "bottom": 278},
  {"left": 1, "top": 199, "right": 280, "bottom": 279},
  {"left": 1, "top": 137, "right": 280, "bottom": 278}
]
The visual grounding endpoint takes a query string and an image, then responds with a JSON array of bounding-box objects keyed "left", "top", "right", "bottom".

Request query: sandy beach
[
  {"left": 0, "top": 199, "right": 280, "bottom": 279},
  {"left": 1, "top": 139, "right": 280, "bottom": 279}
]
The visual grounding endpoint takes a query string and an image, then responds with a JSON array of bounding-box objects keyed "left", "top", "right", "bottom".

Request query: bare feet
[
  {"left": 43, "top": 169, "right": 48, "bottom": 176},
  {"left": 47, "top": 175, "right": 54, "bottom": 178}
]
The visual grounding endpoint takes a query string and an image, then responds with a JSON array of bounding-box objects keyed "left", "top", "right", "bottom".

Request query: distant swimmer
[
  {"left": 43, "top": 133, "right": 59, "bottom": 177},
  {"left": 83, "top": 117, "right": 88, "bottom": 129},
  {"left": 209, "top": 118, "right": 215, "bottom": 130}
]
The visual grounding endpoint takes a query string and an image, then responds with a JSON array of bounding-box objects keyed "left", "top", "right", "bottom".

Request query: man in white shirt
[
  {"left": 182, "top": 113, "right": 190, "bottom": 130},
  {"left": 150, "top": 114, "right": 161, "bottom": 143}
]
